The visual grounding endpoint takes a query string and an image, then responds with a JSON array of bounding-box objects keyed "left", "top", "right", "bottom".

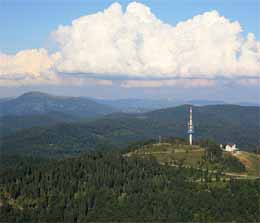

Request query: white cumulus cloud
[
  {"left": 53, "top": 1, "right": 260, "bottom": 79},
  {"left": 0, "top": 49, "right": 114, "bottom": 87},
  {"left": 0, "top": 49, "right": 60, "bottom": 83},
  {"left": 0, "top": 1, "right": 259, "bottom": 87}
]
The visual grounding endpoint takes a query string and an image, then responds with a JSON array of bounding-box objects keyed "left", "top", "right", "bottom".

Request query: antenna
[{"left": 187, "top": 106, "right": 194, "bottom": 145}]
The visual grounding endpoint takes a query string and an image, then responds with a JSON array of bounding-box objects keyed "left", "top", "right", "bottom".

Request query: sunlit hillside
[{"left": 127, "top": 142, "right": 260, "bottom": 178}]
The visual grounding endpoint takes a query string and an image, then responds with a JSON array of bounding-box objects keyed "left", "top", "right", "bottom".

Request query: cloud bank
[
  {"left": 0, "top": 2, "right": 259, "bottom": 87},
  {"left": 121, "top": 79, "right": 215, "bottom": 88},
  {"left": 0, "top": 49, "right": 59, "bottom": 83}
]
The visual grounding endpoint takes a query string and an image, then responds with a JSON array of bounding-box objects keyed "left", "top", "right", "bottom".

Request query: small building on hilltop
[{"left": 220, "top": 143, "right": 239, "bottom": 152}]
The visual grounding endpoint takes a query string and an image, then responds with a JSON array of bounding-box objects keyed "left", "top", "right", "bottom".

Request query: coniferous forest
[{"left": 1, "top": 149, "right": 260, "bottom": 222}]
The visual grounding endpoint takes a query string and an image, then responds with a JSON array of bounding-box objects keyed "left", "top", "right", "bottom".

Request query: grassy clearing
[
  {"left": 128, "top": 143, "right": 205, "bottom": 168},
  {"left": 128, "top": 143, "right": 260, "bottom": 178}
]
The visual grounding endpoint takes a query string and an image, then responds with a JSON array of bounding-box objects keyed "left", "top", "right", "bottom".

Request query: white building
[{"left": 223, "top": 143, "right": 238, "bottom": 152}]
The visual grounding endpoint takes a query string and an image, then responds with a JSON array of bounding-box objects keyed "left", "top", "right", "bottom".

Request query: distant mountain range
[
  {"left": 1, "top": 104, "right": 259, "bottom": 157},
  {"left": 0, "top": 92, "right": 116, "bottom": 118},
  {"left": 96, "top": 98, "right": 254, "bottom": 112},
  {"left": 0, "top": 92, "right": 258, "bottom": 116},
  {"left": 95, "top": 98, "right": 180, "bottom": 112}
]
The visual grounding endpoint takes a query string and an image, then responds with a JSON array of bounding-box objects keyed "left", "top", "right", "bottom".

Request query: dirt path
[
  {"left": 233, "top": 151, "right": 260, "bottom": 176},
  {"left": 163, "top": 162, "right": 260, "bottom": 180}
]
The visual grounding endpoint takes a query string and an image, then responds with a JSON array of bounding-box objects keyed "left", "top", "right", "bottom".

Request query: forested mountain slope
[
  {"left": 1, "top": 105, "right": 259, "bottom": 157},
  {"left": 0, "top": 112, "right": 81, "bottom": 137},
  {"left": 0, "top": 151, "right": 259, "bottom": 222}
]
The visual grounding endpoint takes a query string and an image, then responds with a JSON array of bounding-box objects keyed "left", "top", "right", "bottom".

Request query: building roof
[{"left": 226, "top": 143, "right": 236, "bottom": 147}]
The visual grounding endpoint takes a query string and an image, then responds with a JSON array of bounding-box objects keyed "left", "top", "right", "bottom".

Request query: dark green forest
[{"left": 0, "top": 150, "right": 260, "bottom": 222}]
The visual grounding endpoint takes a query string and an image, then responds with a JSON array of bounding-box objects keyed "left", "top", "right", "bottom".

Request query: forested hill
[
  {"left": 92, "top": 104, "right": 259, "bottom": 150},
  {"left": 0, "top": 112, "right": 80, "bottom": 137},
  {"left": 0, "top": 151, "right": 259, "bottom": 222},
  {"left": 0, "top": 91, "right": 116, "bottom": 118},
  {"left": 1, "top": 104, "right": 259, "bottom": 157}
]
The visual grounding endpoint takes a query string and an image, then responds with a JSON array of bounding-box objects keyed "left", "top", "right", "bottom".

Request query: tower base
[{"left": 189, "top": 134, "right": 192, "bottom": 145}]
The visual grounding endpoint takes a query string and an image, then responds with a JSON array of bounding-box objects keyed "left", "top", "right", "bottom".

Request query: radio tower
[{"left": 187, "top": 106, "right": 194, "bottom": 145}]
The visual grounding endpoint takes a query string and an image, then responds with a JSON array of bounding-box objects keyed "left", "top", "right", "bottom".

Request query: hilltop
[{"left": 127, "top": 141, "right": 260, "bottom": 178}]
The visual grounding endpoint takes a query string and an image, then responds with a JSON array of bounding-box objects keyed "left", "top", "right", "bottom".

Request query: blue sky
[
  {"left": 0, "top": 0, "right": 259, "bottom": 103},
  {"left": 1, "top": 0, "right": 259, "bottom": 54}
]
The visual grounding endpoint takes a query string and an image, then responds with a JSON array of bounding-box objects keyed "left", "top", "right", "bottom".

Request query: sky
[{"left": 0, "top": 0, "right": 259, "bottom": 103}]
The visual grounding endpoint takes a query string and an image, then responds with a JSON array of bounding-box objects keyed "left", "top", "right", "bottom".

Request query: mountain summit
[{"left": 0, "top": 91, "right": 116, "bottom": 118}]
